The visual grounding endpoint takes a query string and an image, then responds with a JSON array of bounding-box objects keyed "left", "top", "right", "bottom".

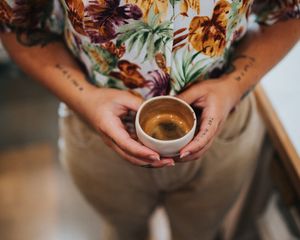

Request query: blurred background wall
[{"left": 0, "top": 42, "right": 105, "bottom": 240}]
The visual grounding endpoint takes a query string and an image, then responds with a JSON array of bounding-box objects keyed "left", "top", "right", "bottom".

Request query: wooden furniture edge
[{"left": 254, "top": 84, "right": 300, "bottom": 196}]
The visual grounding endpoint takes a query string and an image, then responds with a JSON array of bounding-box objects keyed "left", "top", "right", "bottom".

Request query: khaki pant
[{"left": 58, "top": 93, "right": 265, "bottom": 240}]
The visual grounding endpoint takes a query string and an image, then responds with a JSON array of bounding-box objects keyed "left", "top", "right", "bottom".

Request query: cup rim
[{"left": 135, "top": 96, "right": 197, "bottom": 143}]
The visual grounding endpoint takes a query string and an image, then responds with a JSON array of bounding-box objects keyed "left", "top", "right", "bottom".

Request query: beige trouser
[{"left": 58, "top": 93, "right": 265, "bottom": 240}]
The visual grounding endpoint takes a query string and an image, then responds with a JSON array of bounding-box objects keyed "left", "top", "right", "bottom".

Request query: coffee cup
[{"left": 135, "top": 96, "right": 197, "bottom": 157}]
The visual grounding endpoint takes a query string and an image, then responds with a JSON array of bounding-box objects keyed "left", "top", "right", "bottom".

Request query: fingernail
[
  {"left": 149, "top": 155, "right": 160, "bottom": 161},
  {"left": 167, "top": 161, "right": 175, "bottom": 167},
  {"left": 180, "top": 151, "right": 190, "bottom": 159}
]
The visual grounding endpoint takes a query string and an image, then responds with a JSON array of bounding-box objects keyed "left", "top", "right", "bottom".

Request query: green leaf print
[
  {"left": 117, "top": 5, "right": 173, "bottom": 61},
  {"left": 171, "top": 49, "right": 211, "bottom": 92},
  {"left": 226, "top": 0, "right": 241, "bottom": 42},
  {"left": 104, "top": 78, "right": 126, "bottom": 90},
  {"left": 170, "top": 0, "right": 181, "bottom": 8},
  {"left": 83, "top": 44, "right": 118, "bottom": 75}
]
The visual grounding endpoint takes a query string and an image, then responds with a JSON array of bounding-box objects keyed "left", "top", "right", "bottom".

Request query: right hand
[{"left": 76, "top": 88, "right": 175, "bottom": 168}]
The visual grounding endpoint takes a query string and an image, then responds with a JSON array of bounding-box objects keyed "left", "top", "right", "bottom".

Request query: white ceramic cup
[{"left": 135, "top": 96, "right": 197, "bottom": 157}]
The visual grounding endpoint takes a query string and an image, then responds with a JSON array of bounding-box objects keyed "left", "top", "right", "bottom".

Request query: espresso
[{"left": 141, "top": 113, "right": 191, "bottom": 140}]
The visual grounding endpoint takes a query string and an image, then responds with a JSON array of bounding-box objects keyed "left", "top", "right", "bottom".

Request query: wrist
[
  {"left": 219, "top": 76, "right": 243, "bottom": 106},
  {"left": 62, "top": 77, "right": 98, "bottom": 117}
]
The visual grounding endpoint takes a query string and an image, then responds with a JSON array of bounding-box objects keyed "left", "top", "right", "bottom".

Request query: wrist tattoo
[
  {"left": 55, "top": 64, "right": 84, "bottom": 91},
  {"left": 226, "top": 55, "right": 256, "bottom": 82}
]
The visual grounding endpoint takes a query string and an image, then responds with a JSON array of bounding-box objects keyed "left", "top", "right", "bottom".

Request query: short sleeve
[
  {"left": 252, "top": 0, "right": 300, "bottom": 25},
  {"left": 0, "top": 0, "right": 64, "bottom": 45}
]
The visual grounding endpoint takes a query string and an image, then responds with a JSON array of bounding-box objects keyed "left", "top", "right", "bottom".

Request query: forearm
[
  {"left": 0, "top": 33, "right": 97, "bottom": 115},
  {"left": 0, "top": 33, "right": 169, "bottom": 165},
  {"left": 224, "top": 19, "right": 300, "bottom": 101}
]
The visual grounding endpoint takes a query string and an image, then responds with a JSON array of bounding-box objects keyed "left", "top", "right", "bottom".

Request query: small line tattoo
[
  {"left": 233, "top": 55, "right": 255, "bottom": 82},
  {"left": 55, "top": 64, "right": 84, "bottom": 92},
  {"left": 225, "top": 55, "right": 256, "bottom": 82},
  {"left": 208, "top": 117, "right": 214, "bottom": 126},
  {"left": 200, "top": 117, "right": 214, "bottom": 138}
]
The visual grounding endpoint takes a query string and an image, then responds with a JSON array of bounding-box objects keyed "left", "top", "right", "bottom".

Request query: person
[{"left": 1, "top": 0, "right": 299, "bottom": 239}]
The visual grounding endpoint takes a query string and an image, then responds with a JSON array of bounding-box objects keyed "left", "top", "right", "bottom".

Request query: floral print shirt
[{"left": 1, "top": 0, "right": 300, "bottom": 99}]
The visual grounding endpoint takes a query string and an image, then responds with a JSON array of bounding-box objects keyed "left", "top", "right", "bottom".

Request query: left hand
[{"left": 176, "top": 78, "right": 242, "bottom": 162}]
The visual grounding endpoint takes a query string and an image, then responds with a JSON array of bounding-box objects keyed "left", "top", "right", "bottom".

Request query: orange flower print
[
  {"left": 238, "top": 0, "right": 253, "bottom": 18},
  {"left": 101, "top": 41, "right": 126, "bottom": 58},
  {"left": 188, "top": 0, "right": 231, "bottom": 57},
  {"left": 89, "top": 47, "right": 111, "bottom": 73},
  {"left": 180, "top": 0, "right": 200, "bottom": 17},
  {"left": 125, "top": 0, "right": 169, "bottom": 21},
  {"left": 0, "top": 1, "right": 13, "bottom": 27},
  {"left": 65, "top": 0, "right": 85, "bottom": 35},
  {"left": 1, "top": 0, "right": 53, "bottom": 29},
  {"left": 155, "top": 52, "right": 169, "bottom": 74},
  {"left": 110, "top": 60, "right": 146, "bottom": 88},
  {"left": 172, "top": 27, "right": 188, "bottom": 52}
]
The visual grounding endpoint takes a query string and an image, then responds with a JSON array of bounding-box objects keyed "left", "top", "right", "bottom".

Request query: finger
[
  {"left": 101, "top": 132, "right": 175, "bottom": 167},
  {"left": 180, "top": 117, "right": 227, "bottom": 161},
  {"left": 102, "top": 113, "right": 161, "bottom": 161},
  {"left": 181, "top": 136, "right": 215, "bottom": 162},
  {"left": 150, "top": 157, "right": 175, "bottom": 167},
  {"left": 176, "top": 85, "right": 205, "bottom": 104},
  {"left": 109, "top": 140, "right": 175, "bottom": 168},
  {"left": 119, "top": 92, "right": 144, "bottom": 112},
  {"left": 180, "top": 113, "right": 220, "bottom": 156}
]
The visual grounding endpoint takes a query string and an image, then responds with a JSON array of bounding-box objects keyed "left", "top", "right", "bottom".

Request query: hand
[
  {"left": 77, "top": 88, "right": 175, "bottom": 168},
  {"left": 176, "top": 78, "right": 241, "bottom": 162}
]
